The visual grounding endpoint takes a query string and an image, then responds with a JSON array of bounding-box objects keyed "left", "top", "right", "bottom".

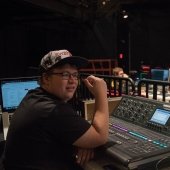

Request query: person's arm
[{"left": 73, "top": 75, "right": 109, "bottom": 148}]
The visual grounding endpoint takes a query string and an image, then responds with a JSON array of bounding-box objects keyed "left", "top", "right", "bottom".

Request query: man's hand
[
  {"left": 82, "top": 75, "right": 107, "bottom": 97},
  {"left": 75, "top": 148, "right": 94, "bottom": 166}
]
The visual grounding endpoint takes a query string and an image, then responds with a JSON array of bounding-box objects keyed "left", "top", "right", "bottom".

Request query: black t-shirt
[{"left": 4, "top": 87, "right": 91, "bottom": 170}]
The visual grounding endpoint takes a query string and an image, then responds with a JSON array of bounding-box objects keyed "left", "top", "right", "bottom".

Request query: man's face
[
  {"left": 42, "top": 64, "right": 79, "bottom": 102},
  {"left": 118, "top": 71, "right": 124, "bottom": 77}
]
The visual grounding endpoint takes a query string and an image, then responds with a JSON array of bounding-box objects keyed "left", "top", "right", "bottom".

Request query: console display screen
[{"left": 150, "top": 108, "right": 170, "bottom": 125}]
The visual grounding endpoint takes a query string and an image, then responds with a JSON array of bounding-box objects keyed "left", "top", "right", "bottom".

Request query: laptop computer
[{"left": 0, "top": 76, "right": 40, "bottom": 140}]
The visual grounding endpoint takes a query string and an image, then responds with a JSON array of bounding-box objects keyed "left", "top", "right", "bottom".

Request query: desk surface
[{"left": 82, "top": 97, "right": 121, "bottom": 121}]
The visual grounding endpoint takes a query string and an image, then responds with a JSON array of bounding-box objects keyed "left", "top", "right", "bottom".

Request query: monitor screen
[
  {"left": 150, "top": 108, "right": 170, "bottom": 125},
  {"left": 0, "top": 76, "right": 39, "bottom": 112},
  {"left": 151, "top": 69, "right": 169, "bottom": 81}
]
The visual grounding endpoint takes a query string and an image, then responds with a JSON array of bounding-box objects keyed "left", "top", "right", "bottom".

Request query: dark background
[{"left": 0, "top": 0, "right": 170, "bottom": 78}]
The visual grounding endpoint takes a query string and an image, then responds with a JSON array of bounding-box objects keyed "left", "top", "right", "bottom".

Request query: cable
[{"left": 155, "top": 156, "right": 170, "bottom": 170}]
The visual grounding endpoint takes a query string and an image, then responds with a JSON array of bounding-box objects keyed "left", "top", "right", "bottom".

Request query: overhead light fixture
[
  {"left": 102, "top": 0, "right": 110, "bottom": 6},
  {"left": 122, "top": 10, "right": 128, "bottom": 19},
  {"left": 102, "top": 1, "right": 106, "bottom": 5}
]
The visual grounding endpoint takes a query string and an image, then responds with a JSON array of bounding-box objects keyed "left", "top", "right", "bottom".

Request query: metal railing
[
  {"left": 71, "top": 73, "right": 135, "bottom": 116},
  {"left": 77, "top": 73, "right": 135, "bottom": 100},
  {"left": 137, "top": 79, "right": 170, "bottom": 102}
]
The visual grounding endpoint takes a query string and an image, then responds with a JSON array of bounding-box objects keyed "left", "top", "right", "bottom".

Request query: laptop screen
[{"left": 0, "top": 76, "right": 39, "bottom": 112}]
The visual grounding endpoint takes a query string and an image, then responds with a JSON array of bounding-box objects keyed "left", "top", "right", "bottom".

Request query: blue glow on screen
[
  {"left": 1, "top": 80, "right": 39, "bottom": 111},
  {"left": 151, "top": 69, "right": 169, "bottom": 81},
  {"left": 150, "top": 108, "right": 170, "bottom": 125}
]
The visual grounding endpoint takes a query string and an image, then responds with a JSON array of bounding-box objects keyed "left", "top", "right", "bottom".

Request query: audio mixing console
[{"left": 88, "top": 95, "right": 170, "bottom": 170}]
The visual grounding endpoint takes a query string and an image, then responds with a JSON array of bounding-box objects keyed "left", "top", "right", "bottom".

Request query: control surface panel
[{"left": 101, "top": 95, "right": 170, "bottom": 169}]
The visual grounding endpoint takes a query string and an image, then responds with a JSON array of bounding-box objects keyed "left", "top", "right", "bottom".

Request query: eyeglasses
[{"left": 50, "top": 71, "right": 79, "bottom": 80}]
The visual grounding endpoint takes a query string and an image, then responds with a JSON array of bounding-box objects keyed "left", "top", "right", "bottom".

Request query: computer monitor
[
  {"left": 0, "top": 76, "right": 39, "bottom": 113},
  {"left": 151, "top": 69, "right": 169, "bottom": 81}
]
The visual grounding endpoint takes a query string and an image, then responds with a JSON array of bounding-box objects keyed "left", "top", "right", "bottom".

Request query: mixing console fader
[{"left": 94, "top": 95, "right": 170, "bottom": 170}]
